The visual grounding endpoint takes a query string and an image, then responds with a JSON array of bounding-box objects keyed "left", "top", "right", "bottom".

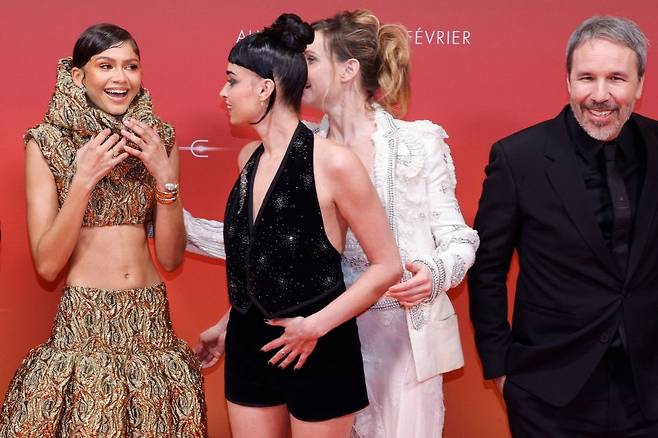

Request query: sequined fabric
[
  {"left": 24, "top": 58, "right": 175, "bottom": 227},
  {"left": 0, "top": 283, "right": 207, "bottom": 437},
  {"left": 223, "top": 122, "right": 345, "bottom": 318}
]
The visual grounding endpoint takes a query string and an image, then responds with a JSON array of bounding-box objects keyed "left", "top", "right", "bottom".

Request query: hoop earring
[{"left": 250, "top": 85, "right": 276, "bottom": 125}]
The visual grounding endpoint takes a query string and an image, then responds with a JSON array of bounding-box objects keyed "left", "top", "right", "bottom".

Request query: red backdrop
[{"left": 1, "top": 1, "right": 657, "bottom": 436}]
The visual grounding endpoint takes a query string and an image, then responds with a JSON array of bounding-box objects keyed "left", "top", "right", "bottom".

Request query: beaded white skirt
[{"left": 351, "top": 306, "right": 444, "bottom": 438}]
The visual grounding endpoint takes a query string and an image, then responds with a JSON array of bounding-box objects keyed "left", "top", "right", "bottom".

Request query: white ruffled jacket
[{"left": 183, "top": 106, "right": 478, "bottom": 381}]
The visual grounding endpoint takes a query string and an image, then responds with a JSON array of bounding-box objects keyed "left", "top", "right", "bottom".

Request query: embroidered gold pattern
[
  {"left": 0, "top": 284, "right": 207, "bottom": 437},
  {"left": 24, "top": 58, "right": 175, "bottom": 227}
]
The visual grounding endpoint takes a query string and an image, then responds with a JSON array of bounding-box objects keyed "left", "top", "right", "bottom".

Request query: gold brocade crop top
[
  {"left": 24, "top": 58, "right": 175, "bottom": 228},
  {"left": 25, "top": 123, "right": 174, "bottom": 227}
]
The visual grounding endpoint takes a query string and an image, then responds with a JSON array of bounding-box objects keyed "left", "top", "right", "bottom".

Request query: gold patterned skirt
[{"left": 0, "top": 283, "right": 207, "bottom": 437}]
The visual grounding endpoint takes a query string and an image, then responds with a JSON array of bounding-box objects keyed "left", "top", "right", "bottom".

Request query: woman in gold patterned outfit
[{"left": 0, "top": 24, "right": 206, "bottom": 437}]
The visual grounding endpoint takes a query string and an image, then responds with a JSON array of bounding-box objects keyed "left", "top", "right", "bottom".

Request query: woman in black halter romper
[{"left": 218, "top": 14, "right": 402, "bottom": 438}]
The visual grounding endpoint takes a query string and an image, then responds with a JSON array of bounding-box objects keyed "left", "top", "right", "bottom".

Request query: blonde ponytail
[
  {"left": 313, "top": 9, "right": 411, "bottom": 116},
  {"left": 377, "top": 23, "right": 411, "bottom": 116}
]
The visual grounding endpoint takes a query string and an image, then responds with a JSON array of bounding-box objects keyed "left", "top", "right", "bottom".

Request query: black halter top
[{"left": 223, "top": 122, "right": 345, "bottom": 317}]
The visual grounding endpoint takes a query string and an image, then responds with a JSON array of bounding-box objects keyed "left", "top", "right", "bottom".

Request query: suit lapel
[
  {"left": 544, "top": 108, "right": 621, "bottom": 279},
  {"left": 625, "top": 115, "right": 658, "bottom": 282}
]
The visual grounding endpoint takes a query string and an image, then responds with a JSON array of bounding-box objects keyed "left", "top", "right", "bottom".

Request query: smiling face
[
  {"left": 219, "top": 63, "right": 271, "bottom": 125},
  {"left": 567, "top": 38, "right": 644, "bottom": 141},
  {"left": 72, "top": 41, "right": 141, "bottom": 116},
  {"left": 302, "top": 31, "right": 339, "bottom": 110}
]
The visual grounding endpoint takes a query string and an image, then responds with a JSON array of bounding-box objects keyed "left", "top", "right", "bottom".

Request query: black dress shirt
[{"left": 566, "top": 108, "right": 646, "bottom": 263}]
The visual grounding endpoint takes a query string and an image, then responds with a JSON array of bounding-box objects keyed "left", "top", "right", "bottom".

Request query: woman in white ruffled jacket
[{"left": 186, "top": 10, "right": 478, "bottom": 438}]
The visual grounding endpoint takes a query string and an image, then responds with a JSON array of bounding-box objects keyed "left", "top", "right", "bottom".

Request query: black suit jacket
[{"left": 468, "top": 106, "right": 658, "bottom": 419}]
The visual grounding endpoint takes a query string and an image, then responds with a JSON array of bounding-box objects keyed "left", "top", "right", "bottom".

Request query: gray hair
[{"left": 566, "top": 16, "right": 648, "bottom": 78}]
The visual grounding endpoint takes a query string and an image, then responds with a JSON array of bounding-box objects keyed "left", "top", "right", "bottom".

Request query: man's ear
[
  {"left": 71, "top": 67, "right": 85, "bottom": 88},
  {"left": 259, "top": 78, "right": 276, "bottom": 102},
  {"left": 340, "top": 58, "right": 361, "bottom": 83},
  {"left": 636, "top": 75, "right": 644, "bottom": 100}
]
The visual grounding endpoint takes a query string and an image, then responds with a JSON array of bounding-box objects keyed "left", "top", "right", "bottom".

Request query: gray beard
[{"left": 570, "top": 102, "right": 633, "bottom": 141}]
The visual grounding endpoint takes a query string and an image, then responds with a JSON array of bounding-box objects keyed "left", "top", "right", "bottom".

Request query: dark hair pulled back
[
  {"left": 72, "top": 23, "right": 140, "bottom": 69},
  {"left": 229, "top": 13, "right": 314, "bottom": 121}
]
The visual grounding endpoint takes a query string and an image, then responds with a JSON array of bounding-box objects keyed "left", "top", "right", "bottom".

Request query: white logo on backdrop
[
  {"left": 179, "top": 140, "right": 229, "bottom": 158},
  {"left": 236, "top": 30, "right": 255, "bottom": 42},
  {"left": 407, "top": 28, "right": 471, "bottom": 46},
  {"left": 236, "top": 28, "right": 471, "bottom": 46}
]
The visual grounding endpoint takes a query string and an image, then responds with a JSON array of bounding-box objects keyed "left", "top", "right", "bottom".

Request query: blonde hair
[{"left": 313, "top": 10, "right": 411, "bottom": 116}]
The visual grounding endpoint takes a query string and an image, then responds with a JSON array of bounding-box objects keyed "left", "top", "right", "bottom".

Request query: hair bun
[{"left": 268, "top": 13, "right": 314, "bottom": 53}]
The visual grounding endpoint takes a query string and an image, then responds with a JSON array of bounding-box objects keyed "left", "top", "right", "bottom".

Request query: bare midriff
[{"left": 66, "top": 224, "right": 162, "bottom": 290}]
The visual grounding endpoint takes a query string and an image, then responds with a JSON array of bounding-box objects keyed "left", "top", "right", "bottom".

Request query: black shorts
[{"left": 224, "top": 303, "right": 368, "bottom": 422}]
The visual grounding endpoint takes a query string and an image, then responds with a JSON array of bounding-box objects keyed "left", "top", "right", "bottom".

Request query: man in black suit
[{"left": 468, "top": 16, "right": 658, "bottom": 436}]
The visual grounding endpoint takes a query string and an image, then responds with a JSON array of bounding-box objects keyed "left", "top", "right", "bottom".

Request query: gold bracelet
[
  {"left": 156, "top": 196, "right": 177, "bottom": 205},
  {"left": 155, "top": 182, "right": 179, "bottom": 205},
  {"left": 155, "top": 192, "right": 177, "bottom": 204},
  {"left": 155, "top": 183, "right": 178, "bottom": 196},
  {"left": 155, "top": 192, "right": 177, "bottom": 200}
]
